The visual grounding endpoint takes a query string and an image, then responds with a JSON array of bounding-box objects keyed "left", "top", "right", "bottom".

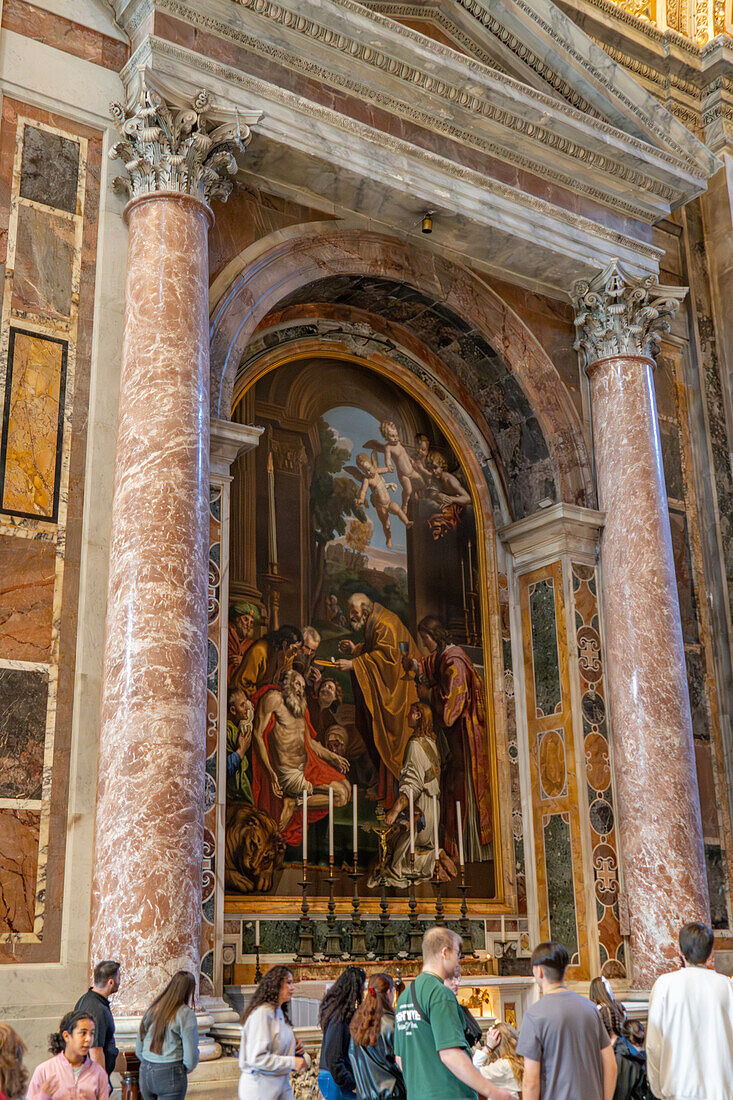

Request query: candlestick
[
  {"left": 302, "top": 789, "right": 308, "bottom": 863},
  {"left": 406, "top": 852, "right": 422, "bottom": 957},
  {"left": 467, "top": 539, "right": 474, "bottom": 589},
  {"left": 348, "top": 857, "right": 367, "bottom": 957},
  {"left": 295, "top": 860, "right": 314, "bottom": 960},
  {"left": 432, "top": 794, "right": 439, "bottom": 863},
  {"left": 353, "top": 784, "right": 358, "bottom": 856},
  {"left": 456, "top": 801, "right": 464, "bottom": 868},
  {"left": 409, "top": 788, "right": 415, "bottom": 855},
  {"left": 377, "top": 872, "right": 396, "bottom": 959},
  {"left": 461, "top": 558, "right": 466, "bottom": 606},
  {"left": 458, "top": 865, "right": 475, "bottom": 956},
  {"left": 324, "top": 858, "right": 341, "bottom": 958},
  {"left": 431, "top": 861, "right": 445, "bottom": 927},
  {"left": 328, "top": 786, "right": 334, "bottom": 862}
]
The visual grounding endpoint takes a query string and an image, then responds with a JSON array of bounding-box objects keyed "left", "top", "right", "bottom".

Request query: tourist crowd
[{"left": 2, "top": 920, "right": 732, "bottom": 1100}]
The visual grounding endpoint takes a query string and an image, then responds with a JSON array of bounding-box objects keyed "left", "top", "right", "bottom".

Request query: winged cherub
[
  {"left": 363, "top": 420, "right": 428, "bottom": 512},
  {"left": 344, "top": 452, "right": 413, "bottom": 549}
]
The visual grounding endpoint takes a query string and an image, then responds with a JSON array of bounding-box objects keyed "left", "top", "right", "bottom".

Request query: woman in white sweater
[
  {"left": 239, "top": 965, "right": 310, "bottom": 1100},
  {"left": 472, "top": 1022, "right": 523, "bottom": 1099}
]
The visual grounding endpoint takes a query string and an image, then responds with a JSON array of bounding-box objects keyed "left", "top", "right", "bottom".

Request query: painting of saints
[
  {"left": 250, "top": 669, "right": 350, "bottom": 842},
  {"left": 335, "top": 593, "right": 419, "bottom": 794},
  {"left": 404, "top": 615, "right": 492, "bottom": 863},
  {"left": 378, "top": 702, "right": 457, "bottom": 886},
  {"left": 232, "top": 624, "right": 302, "bottom": 698},
  {"left": 226, "top": 687, "right": 254, "bottom": 804}
]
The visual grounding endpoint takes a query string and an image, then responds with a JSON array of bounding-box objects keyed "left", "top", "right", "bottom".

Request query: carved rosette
[
  {"left": 109, "top": 84, "right": 256, "bottom": 206},
  {"left": 571, "top": 260, "right": 687, "bottom": 370}
]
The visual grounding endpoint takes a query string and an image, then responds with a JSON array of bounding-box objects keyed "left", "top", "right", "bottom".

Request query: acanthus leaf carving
[
  {"left": 109, "top": 69, "right": 263, "bottom": 206},
  {"left": 571, "top": 260, "right": 687, "bottom": 368}
]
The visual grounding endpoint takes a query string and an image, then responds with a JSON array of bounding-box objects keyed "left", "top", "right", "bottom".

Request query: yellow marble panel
[{"left": 2, "top": 330, "right": 65, "bottom": 518}]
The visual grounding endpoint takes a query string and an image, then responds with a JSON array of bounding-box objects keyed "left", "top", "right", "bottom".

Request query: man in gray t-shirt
[{"left": 517, "top": 942, "right": 616, "bottom": 1100}]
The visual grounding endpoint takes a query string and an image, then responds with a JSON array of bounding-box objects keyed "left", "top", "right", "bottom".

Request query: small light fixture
[{"left": 421, "top": 211, "right": 434, "bottom": 234}]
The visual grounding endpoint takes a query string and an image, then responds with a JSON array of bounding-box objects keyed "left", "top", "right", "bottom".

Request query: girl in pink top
[{"left": 27, "top": 1011, "right": 109, "bottom": 1099}]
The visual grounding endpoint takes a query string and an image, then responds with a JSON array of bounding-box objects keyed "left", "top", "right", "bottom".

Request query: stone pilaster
[{"left": 572, "top": 262, "right": 710, "bottom": 988}]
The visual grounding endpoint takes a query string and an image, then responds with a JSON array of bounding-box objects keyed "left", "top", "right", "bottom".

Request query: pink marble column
[
  {"left": 90, "top": 86, "right": 258, "bottom": 1013},
  {"left": 573, "top": 264, "right": 709, "bottom": 987}
]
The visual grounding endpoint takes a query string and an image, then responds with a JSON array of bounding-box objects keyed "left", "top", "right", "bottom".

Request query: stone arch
[{"left": 210, "top": 222, "right": 594, "bottom": 512}]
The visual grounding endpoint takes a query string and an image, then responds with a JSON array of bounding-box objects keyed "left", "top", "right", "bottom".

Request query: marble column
[
  {"left": 572, "top": 262, "right": 710, "bottom": 987},
  {"left": 90, "top": 81, "right": 260, "bottom": 1014}
]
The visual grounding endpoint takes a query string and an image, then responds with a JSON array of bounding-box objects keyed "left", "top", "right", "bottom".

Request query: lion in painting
[{"left": 225, "top": 803, "right": 285, "bottom": 894}]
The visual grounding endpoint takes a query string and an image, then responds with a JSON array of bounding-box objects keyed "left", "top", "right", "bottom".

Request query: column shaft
[
  {"left": 90, "top": 194, "right": 211, "bottom": 1012},
  {"left": 589, "top": 353, "right": 709, "bottom": 985}
]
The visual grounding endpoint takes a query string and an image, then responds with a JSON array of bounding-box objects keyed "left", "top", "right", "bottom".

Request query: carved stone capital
[
  {"left": 109, "top": 68, "right": 263, "bottom": 206},
  {"left": 571, "top": 260, "right": 687, "bottom": 370}
]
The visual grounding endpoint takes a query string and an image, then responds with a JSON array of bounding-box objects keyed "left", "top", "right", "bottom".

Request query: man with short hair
[
  {"left": 74, "top": 959, "right": 120, "bottom": 1089},
  {"left": 517, "top": 942, "right": 616, "bottom": 1100},
  {"left": 394, "top": 927, "right": 512, "bottom": 1100},
  {"left": 226, "top": 686, "right": 254, "bottom": 803},
  {"left": 647, "top": 921, "right": 733, "bottom": 1100}
]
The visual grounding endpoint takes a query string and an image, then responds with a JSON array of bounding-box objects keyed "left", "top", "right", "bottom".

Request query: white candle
[
  {"left": 302, "top": 789, "right": 308, "bottom": 863},
  {"left": 353, "top": 785, "right": 358, "bottom": 856},
  {"left": 409, "top": 788, "right": 415, "bottom": 855},
  {"left": 467, "top": 539, "right": 473, "bottom": 585},
  {"left": 328, "top": 786, "right": 334, "bottom": 861},
  {"left": 433, "top": 794, "right": 439, "bottom": 862},
  {"left": 255, "top": 919, "right": 260, "bottom": 945},
  {"left": 267, "top": 451, "right": 278, "bottom": 568},
  {"left": 456, "top": 800, "right": 464, "bottom": 867},
  {"left": 461, "top": 559, "right": 466, "bottom": 606}
]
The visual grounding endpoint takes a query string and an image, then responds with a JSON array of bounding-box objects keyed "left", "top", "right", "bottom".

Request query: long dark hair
[
  {"left": 242, "top": 965, "right": 293, "bottom": 1026},
  {"left": 350, "top": 974, "right": 394, "bottom": 1048},
  {"left": 320, "top": 966, "right": 366, "bottom": 1030},
  {"left": 49, "top": 1011, "right": 94, "bottom": 1055},
  {"left": 0, "top": 1023, "right": 27, "bottom": 1100},
  {"left": 589, "top": 977, "right": 627, "bottom": 1038},
  {"left": 140, "top": 971, "right": 196, "bottom": 1055}
]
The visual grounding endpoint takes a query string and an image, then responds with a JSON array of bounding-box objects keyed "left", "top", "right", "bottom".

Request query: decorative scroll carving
[
  {"left": 109, "top": 70, "right": 262, "bottom": 205},
  {"left": 571, "top": 261, "right": 687, "bottom": 369}
]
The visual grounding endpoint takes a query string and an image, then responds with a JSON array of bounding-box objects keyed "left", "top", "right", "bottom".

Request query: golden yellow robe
[
  {"left": 233, "top": 639, "right": 293, "bottom": 698},
  {"left": 352, "top": 603, "right": 418, "bottom": 778}
]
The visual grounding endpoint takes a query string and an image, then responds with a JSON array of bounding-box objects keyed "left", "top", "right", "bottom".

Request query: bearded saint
[
  {"left": 335, "top": 593, "right": 419, "bottom": 793},
  {"left": 250, "top": 669, "right": 350, "bottom": 845},
  {"left": 409, "top": 615, "right": 493, "bottom": 863}
]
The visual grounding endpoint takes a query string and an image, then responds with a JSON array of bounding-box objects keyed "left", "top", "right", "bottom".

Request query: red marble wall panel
[
  {"left": 0, "top": 809, "right": 40, "bottom": 934},
  {"left": 0, "top": 534, "right": 54, "bottom": 661},
  {"left": 1, "top": 0, "right": 128, "bottom": 71}
]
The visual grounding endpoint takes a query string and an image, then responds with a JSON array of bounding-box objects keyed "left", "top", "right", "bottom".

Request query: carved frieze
[{"left": 571, "top": 260, "right": 687, "bottom": 369}]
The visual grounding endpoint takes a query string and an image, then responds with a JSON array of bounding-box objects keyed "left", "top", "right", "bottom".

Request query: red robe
[
  {"left": 251, "top": 685, "right": 345, "bottom": 846},
  {"left": 421, "top": 646, "right": 492, "bottom": 858}
]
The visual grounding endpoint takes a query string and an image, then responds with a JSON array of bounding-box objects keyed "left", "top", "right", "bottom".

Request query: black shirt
[
  {"left": 321, "top": 1017, "right": 357, "bottom": 1093},
  {"left": 74, "top": 988, "right": 118, "bottom": 1080}
]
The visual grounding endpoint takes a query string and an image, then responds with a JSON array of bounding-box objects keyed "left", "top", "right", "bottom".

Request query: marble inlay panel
[
  {"left": 0, "top": 808, "right": 40, "bottom": 933},
  {"left": 0, "top": 533, "right": 54, "bottom": 661},
  {"left": 1, "top": 0, "right": 129, "bottom": 72},
  {"left": 543, "top": 813, "right": 579, "bottom": 958},
  {"left": 13, "top": 204, "right": 75, "bottom": 321},
  {"left": 529, "top": 578, "right": 562, "bottom": 717},
  {"left": 19, "top": 125, "right": 79, "bottom": 214},
  {"left": 0, "top": 329, "right": 66, "bottom": 519},
  {"left": 0, "top": 666, "right": 48, "bottom": 799}
]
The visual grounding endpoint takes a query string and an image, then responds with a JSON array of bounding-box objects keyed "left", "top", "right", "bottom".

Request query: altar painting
[{"left": 225, "top": 359, "right": 496, "bottom": 906}]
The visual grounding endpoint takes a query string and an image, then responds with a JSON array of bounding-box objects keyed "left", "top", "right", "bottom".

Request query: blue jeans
[
  {"left": 140, "top": 1060, "right": 188, "bottom": 1100},
  {"left": 318, "top": 1069, "right": 357, "bottom": 1100}
]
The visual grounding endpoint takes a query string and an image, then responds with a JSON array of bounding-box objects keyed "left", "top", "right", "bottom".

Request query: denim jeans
[
  {"left": 317, "top": 1068, "right": 357, "bottom": 1100},
  {"left": 140, "top": 1059, "right": 188, "bottom": 1100}
]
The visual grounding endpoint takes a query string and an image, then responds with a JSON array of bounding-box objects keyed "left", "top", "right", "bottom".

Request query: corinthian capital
[
  {"left": 571, "top": 261, "right": 687, "bottom": 370},
  {"left": 109, "top": 70, "right": 262, "bottom": 206}
]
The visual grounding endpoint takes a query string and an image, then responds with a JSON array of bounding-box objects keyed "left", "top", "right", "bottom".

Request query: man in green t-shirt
[{"left": 395, "top": 927, "right": 513, "bottom": 1100}]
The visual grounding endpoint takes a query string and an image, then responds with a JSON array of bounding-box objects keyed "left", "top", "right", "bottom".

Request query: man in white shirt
[{"left": 647, "top": 921, "right": 733, "bottom": 1100}]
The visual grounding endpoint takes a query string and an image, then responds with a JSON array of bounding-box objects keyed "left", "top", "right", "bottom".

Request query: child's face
[
  {"left": 383, "top": 423, "right": 399, "bottom": 443},
  {"left": 359, "top": 459, "right": 375, "bottom": 476},
  {"left": 418, "top": 439, "right": 429, "bottom": 457}
]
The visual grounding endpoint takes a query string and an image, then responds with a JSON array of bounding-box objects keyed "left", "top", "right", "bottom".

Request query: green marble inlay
[
  {"left": 543, "top": 813, "right": 578, "bottom": 959},
  {"left": 530, "top": 579, "right": 562, "bottom": 716}
]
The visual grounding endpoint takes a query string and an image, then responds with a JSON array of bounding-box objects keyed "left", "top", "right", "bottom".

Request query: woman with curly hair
[
  {"left": 472, "top": 1022, "right": 523, "bottom": 1098},
  {"left": 0, "top": 1024, "right": 27, "bottom": 1100},
  {"left": 27, "top": 1011, "right": 108, "bottom": 1099},
  {"left": 348, "top": 974, "right": 405, "bottom": 1100},
  {"left": 318, "top": 966, "right": 366, "bottom": 1100},
  {"left": 239, "top": 965, "right": 310, "bottom": 1100},
  {"left": 589, "top": 978, "right": 651, "bottom": 1100}
]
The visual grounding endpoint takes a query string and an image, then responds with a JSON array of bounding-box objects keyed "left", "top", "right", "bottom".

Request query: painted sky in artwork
[{"left": 323, "top": 405, "right": 410, "bottom": 559}]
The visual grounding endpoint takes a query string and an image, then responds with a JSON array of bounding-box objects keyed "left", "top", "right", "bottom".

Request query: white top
[
  {"left": 239, "top": 1004, "right": 297, "bottom": 1077},
  {"left": 472, "top": 1050, "right": 521, "bottom": 1098},
  {"left": 647, "top": 966, "right": 733, "bottom": 1100}
]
